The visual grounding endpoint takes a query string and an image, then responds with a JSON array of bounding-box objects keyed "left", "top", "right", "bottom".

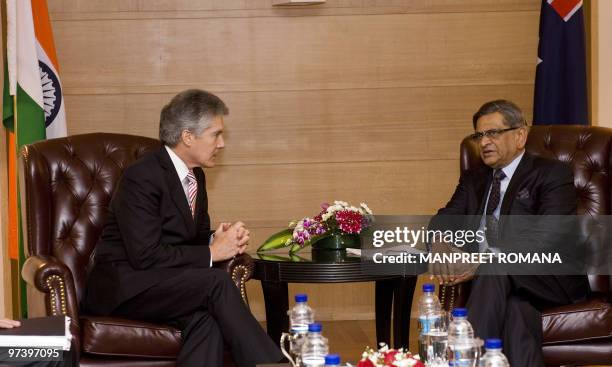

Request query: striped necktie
[{"left": 186, "top": 170, "right": 198, "bottom": 217}]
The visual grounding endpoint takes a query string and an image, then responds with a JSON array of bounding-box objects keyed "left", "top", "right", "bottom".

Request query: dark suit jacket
[
  {"left": 438, "top": 151, "right": 577, "bottom": 217},
  {"left": 435, "top": 151, "right": 588, "bottom": 301},
  {"left": 84, "top": 147, "right": 212, "bottom": 315}
]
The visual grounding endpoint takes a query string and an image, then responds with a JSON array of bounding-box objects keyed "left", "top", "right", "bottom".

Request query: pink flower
[
  {"left": 383, "top": 350, "right": 399, "bottom": 365},
  {"left": 357, "top": 345, "right": 422, "bottom": 367},
  {"left": 321, "top": 202, "right": 330, "bottom": 210},
  {"left": 335, "top": 210, "right": 363, "bottom": 234},
  {"left": 357, "top": 359, "right": 375, "bottom": 367}
]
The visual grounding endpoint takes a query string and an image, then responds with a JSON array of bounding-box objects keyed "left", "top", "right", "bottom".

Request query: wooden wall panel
[
  {"left": 66, "top": 84, "right": 534, "bottom": 164},
  {"left": 48, "top": 0, "right": 538, "bottom": 19},
  {"left": 49, "top": 0, "right": 540, "bottom": 321},
  {"left": 52, "top": 12, "right": 538, "bottom": 93},
  {"left": 205, "top": 159, "right": 458, "bottom": 223}
]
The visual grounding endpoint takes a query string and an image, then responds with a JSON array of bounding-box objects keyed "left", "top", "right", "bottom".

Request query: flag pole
[{"left": 11, "top": 92, "right": 23, "bottom": 318}]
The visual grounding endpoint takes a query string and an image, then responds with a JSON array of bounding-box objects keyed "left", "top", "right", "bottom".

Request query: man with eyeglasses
[{"left": 432, "top": 100, "right": 588, "bottom": 366}]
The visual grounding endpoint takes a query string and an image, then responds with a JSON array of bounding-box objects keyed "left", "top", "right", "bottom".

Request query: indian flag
[{"left": 3, "top": 0, "right": 66, "bottom": 317}]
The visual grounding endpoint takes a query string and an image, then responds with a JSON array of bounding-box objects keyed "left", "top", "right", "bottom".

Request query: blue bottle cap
[
  {"left": 325, "top": 354, "right": 341, "bottom": 364},
  {"left": 308, "top": 322, "right": 322, "bottom": 332},
  {"left": 485, "top": 338, "right": 502, "bottom": 349},
  {"left": 452, "top": 308, "right": 467, "bottom": 317},
  {"left": 423, "top": 283, "right": 435, "bottom": 292},
  {"left": 295, "top": 294, "right": 308, "bottom": 302}
]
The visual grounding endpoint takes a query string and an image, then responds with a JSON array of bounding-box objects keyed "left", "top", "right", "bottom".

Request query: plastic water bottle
[
  {"left": 479, "top": 339, "right": 510, "bottom": 367},
  {"left": 301, "top": 323, "right": 329, "bottom": 367},
  {"left": 288, "top": 294, "right": 315, "bottom": 355},
  {"left": 448, "top": 308, "right": 474, "bottom": 341},
  {"left": 289, "top": 294, "right": 315, "bottom": 333},
  {"left": 418, "top": 284, "right": 443, "bottom": 333},
  {"left": 324, "top": 353, "right": 341, "bottom": 367},
  {"left": 448, "top": 308, "right": 479, "bottom": 367},
  {"left": 417, "top": 283, "right": 446, "bottom": 363}
]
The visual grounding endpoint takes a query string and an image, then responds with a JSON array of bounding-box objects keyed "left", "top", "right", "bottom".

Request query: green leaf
[
  {"left": 257, "top": 253, "right": 293, "bottom": 262},
  {"left": 289, "top": 243, "right": 303, "bottom": 254},
  {"left": 290, "top": 253, "right": 309, "bottom": 262},
  {"left": 257, "top": 228, "right": 293, "bottom": 252}
]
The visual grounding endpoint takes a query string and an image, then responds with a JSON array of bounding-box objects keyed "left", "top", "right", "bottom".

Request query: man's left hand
[
  {"left": 429, "top": 241, "right": 479, "bottom": 285},
  {"left": 227, "top": 221, "right": 250, "bottom": 254}
]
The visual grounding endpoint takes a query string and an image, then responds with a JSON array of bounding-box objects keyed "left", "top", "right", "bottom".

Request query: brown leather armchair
[
  {"left": 18, "top": 133, "right": 254, "bottom": 366},
  {"left": 439, "top": 125, "right": 612, "bottom": 366}
]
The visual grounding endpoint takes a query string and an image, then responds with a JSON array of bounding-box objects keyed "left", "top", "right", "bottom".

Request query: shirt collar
[
  {"left": 499, "top": 150, "right": 525, "bottom": 181},
  {"left": 165, "top": 145, "right": 190, "bottom": 182}
]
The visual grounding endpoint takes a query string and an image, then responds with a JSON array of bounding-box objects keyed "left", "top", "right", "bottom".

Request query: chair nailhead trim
[
  {"left": 46, "top": 275, "right": 67, "bottom": 316},
  {"left": 232, "top": 265, "right": 250, "bottom": 304}
]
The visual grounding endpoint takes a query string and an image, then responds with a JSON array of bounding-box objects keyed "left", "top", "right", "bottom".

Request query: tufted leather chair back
[
  {"left": 460, "top": 125, "right": 611, "bottom": 296},
  {"left": 19, "top": 133, "right": 161, "bottom": 304}
]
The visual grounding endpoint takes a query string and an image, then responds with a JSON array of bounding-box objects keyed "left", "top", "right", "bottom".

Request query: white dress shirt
[{"left": 165, "top": 145, "right": 192, "bottom": 207}]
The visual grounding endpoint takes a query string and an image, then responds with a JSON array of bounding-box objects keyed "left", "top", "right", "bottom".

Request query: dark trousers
[
  {"left": 466, "top": 275, "right": 586, "bottom": 367},
  {"left": 112, "top": 268, "right": 282, "bottom": 367}
]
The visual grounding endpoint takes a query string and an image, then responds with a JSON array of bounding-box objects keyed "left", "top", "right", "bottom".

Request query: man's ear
[
  {"left": 180, "top": 129, "right": 192, "bottom": 147},
  {"left": 516, "top": 126, "right": 529, "bottom": 149}
]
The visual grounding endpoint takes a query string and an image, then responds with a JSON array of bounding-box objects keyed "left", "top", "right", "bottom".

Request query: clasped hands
[
  {"left": 428, "top": 241, "right": 479, "bottom": 286},
  {"left": 210, "top": 221, "right": 250, "bottom": 262}
]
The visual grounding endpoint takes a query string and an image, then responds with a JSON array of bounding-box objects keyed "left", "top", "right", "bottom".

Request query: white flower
[
  {"left": 324, "top": 204, "right": 343, "bottom": 218},
  {"left": 393, "top": 359, "right": 416, "bottom": 367},
  {"left": 360, "top": 202, "right": 373, "bottom": 215}
]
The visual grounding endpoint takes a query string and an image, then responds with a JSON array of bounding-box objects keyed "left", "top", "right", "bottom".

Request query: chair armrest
[
  {"left": 22, "top": 255, "right": 80, "bottom": 319},
  {"left": 213, "top": 253, "right": 254, "bottom": 305},
  {"left": 21, "top": 255, "right": 81, "bottom": 359}
]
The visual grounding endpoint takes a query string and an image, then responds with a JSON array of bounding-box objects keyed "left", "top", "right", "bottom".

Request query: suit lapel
[
  {"left": 157, "top": 148, "right": 196, "bottom": 233},
  {"left": 193, "top": 167, "right": 206, "bottom": 228},
  {"left": 500, "top": 152, "right": 533, "bottom": 215},
  {"left": 475, "top": 167, "right": 493, "bottom": 216}
]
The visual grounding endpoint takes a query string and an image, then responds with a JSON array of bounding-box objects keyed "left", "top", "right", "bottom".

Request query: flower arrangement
[
  {"left": 355, "top": 344, "right": 424, "bottom": 367},
  {"left": 257, "top": 201, "right": 373, "bottom": 253}
]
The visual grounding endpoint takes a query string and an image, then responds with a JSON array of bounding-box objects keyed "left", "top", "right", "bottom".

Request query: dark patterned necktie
[{"left": 485, "top": 169, "right": 506, "bottom": 245}]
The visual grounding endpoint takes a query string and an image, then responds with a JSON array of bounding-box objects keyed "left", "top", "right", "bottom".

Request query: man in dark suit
[
  {"left": 433, "top": 100, "right": 588, "bottom": 366},
  {"left": 83, "top": 90, "right": 282, "bottom": 367}
]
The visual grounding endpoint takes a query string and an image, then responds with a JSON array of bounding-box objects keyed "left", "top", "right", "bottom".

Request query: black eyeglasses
[{"left": 469, "top": 127, "right": 520, "bottom": 141}]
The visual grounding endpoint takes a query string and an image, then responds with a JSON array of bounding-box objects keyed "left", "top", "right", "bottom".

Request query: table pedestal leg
[
  {"left": 375, "top": 279, "right": 394, "bottom": 346},
  {"left": 393, "top": 276, "right": 418, "bottom": 349},
  {"left": 262, "top": 280, "right": 289, "bottom": 346},
  {"left": 375, "top": 277, "right": 418, "bottom": 349}
]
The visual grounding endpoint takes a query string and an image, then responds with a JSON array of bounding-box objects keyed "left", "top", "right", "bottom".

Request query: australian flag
[{"left": 533, "top": 0, "right": 588, "bottom": 125}]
